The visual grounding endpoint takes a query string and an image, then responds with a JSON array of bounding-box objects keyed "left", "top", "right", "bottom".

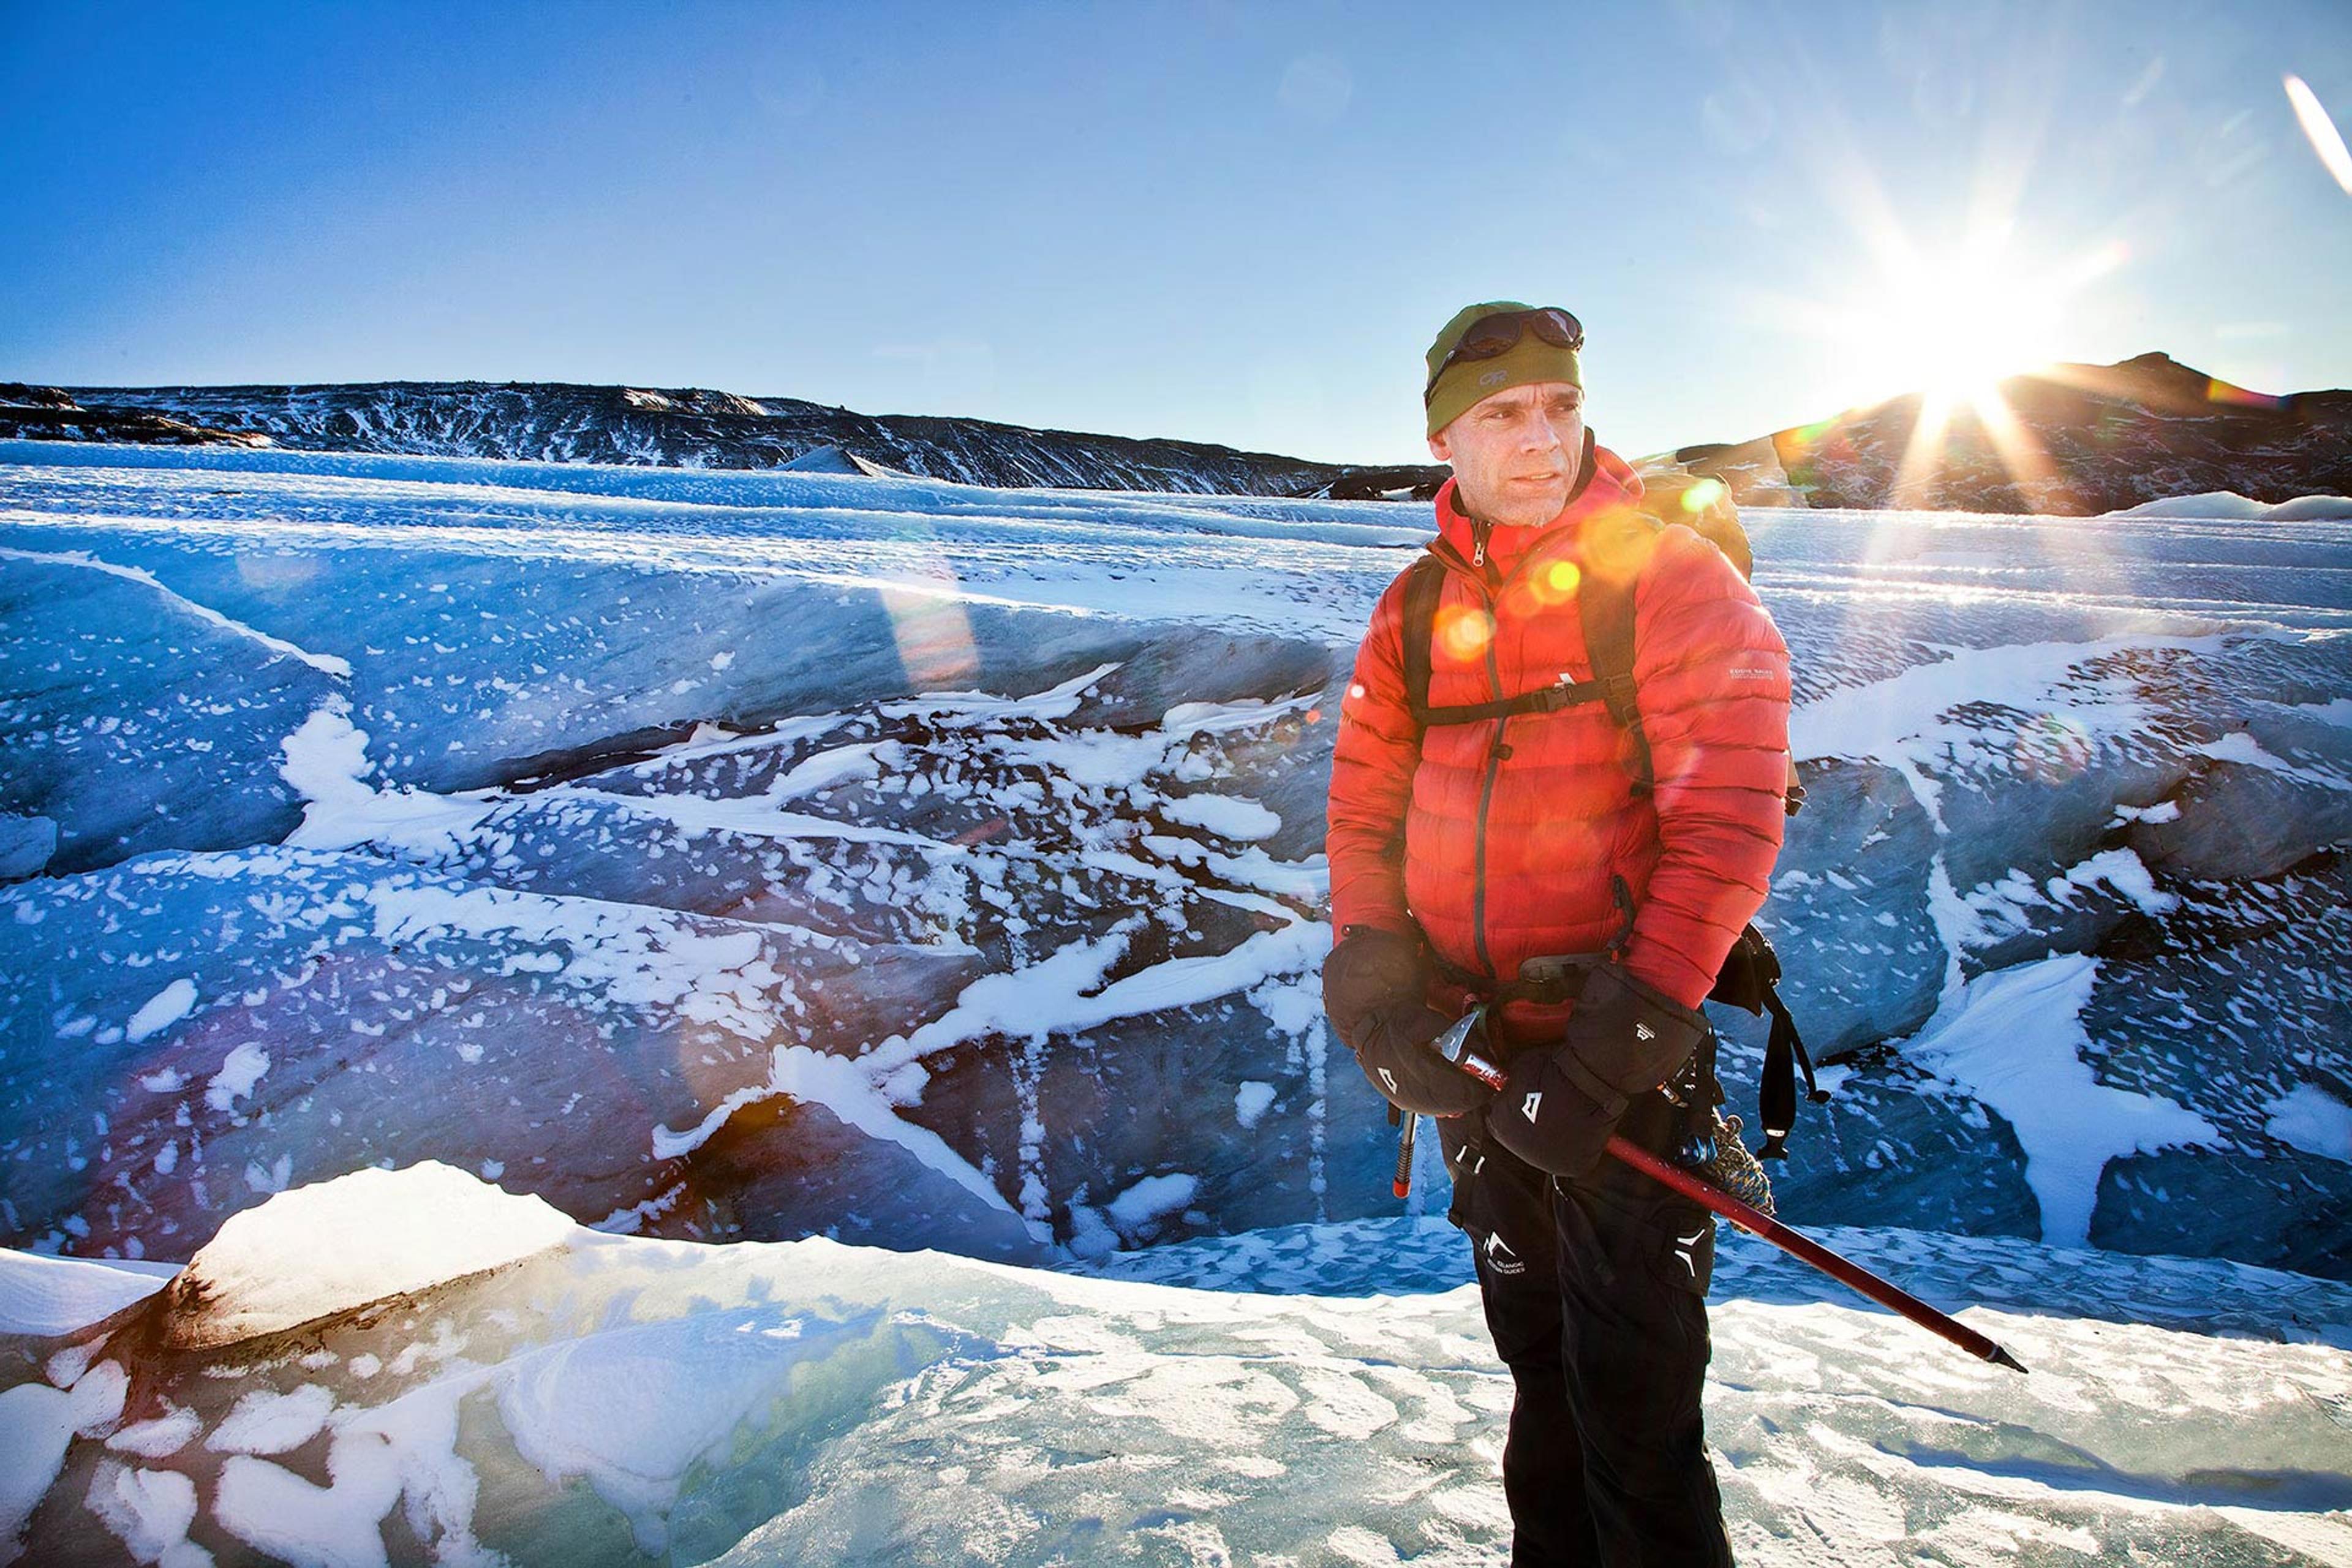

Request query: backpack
[{"left": 1396, "top": 470, "right": 1828, "bottom": 1159}]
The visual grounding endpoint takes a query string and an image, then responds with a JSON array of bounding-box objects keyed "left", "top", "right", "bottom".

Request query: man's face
[{"left": 1427, "top": 380, "right": 1586, "bottom": 530}]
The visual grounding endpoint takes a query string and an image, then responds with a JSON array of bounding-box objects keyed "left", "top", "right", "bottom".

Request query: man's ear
[{"left": 1427, "top": 430, "right": 1451, "bottom": 462}]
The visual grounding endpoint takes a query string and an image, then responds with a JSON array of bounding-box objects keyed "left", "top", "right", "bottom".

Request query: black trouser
[{"left": 1441, "top": 1094, "right": 1735, "bottom": 1568}]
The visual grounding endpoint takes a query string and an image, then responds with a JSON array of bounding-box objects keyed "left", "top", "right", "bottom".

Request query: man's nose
[{"left": 1518, "top": 418, "right": 1562, "bottom": 453}]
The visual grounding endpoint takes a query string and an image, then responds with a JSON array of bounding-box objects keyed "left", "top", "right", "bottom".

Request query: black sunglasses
[{"left": 1425, "top": 307, "right": 1586, "bottom": 405}]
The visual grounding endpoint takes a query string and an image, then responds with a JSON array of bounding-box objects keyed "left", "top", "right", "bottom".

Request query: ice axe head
[{"left": 1435, "top": 1005, "right": 1506, "bottom": 1090}]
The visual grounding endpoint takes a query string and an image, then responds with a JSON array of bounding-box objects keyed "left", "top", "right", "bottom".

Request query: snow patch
[
  {"left": 207, "top": 1384, "right": 336, "bottom": 1456},
  {"left": 168, "top": 1162, "right": 573, "bottom": 1349},
  {"left": 1104, "top": 1173, "right": 1199, "bottom": 1233},
  {"left": 998, "top": 730, "right": 1169, "bottom": 790},
  {"left": 106, "top": 1407, "right": 204, "bottom": 1460},
  {"left": 1905, "top": 954, "right": 2218, "bottom": 1248},
  {"left": 205, "top": 1042, "right": 271, "bottom": 1112},
  {"left": 124, "top": 979, "right": 197, "bottom": 1043},
  {"left": 0, "top": 1385, "right": 81, "bottom": 1546},
  {"left": 2266, "top": 1084, "right": 2352, "bottom": 1163},
  {"left": 2194, "top": 729, "right": 2348, "bottom": 789},
  {"left": 279, "top": 698, "right": 494, "bottom": 854},
  {"left": 1160, "top": 792, "right": 1281, "bottom": 841},
  {"left": 84, "top": 1460, "right": 203, "bottom": 1567},
  {"left": 0, "top": 1251, "right": 176, "bottom": 1338},
  {"left": 2108, "top": 490, "right": 2352, "bottom": 521},
  {"left": 2052, "top": 847, "right": 2176, "bottom": 917}
]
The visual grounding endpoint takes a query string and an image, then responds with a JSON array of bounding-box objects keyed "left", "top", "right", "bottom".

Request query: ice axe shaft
[
  {"left": 1446, "top": 1019, "right": 2023, "bottom": 1374},
  {"left": 1393, "top": 1111, "right": 1418, "bottom": 1199},
  {"left": 1604, "top": 1135, "right": 2028, "bottom": 1374}
]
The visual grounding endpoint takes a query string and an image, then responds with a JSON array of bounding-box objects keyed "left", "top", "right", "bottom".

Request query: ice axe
[
  {"left": 1427, "top": 1009, "right": 2029, "bottom": 1376},
  {"left": 1392, "top": 1107, "right": 1419, "bottom": 1199}
]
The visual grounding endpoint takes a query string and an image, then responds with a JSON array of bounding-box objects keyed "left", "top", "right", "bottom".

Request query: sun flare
[
  {"left": 1783, "top": 219, "right": 2133, "bottom": 420},
  {"left": 1841, "top": 251, "right": 2069, "bottom": 404},
  {"left": 1790, "top": 230, "right": 2133, "bottom": 507}
]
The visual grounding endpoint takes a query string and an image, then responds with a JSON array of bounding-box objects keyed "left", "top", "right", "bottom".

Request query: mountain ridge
[
  {"left": 5, "top": 352, "right": 2348, "bottom": 512},
  {"left": 1659, "top": 350, "right": 2352, "bottom": 514},
  {"left": 4, "top": 377, "right": 1343, "bottom": 497}
]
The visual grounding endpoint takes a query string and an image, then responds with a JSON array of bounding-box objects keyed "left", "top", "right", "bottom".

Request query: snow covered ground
[
  {"left": 2108, "top": 490, "right": 2352, "bottom": 523},
  {"left": 2, "top": 441, "right": 2349, "bottom": 1561},
  {"left": 2, "top": 1163, "right": 2348, "bottom": 1566}
]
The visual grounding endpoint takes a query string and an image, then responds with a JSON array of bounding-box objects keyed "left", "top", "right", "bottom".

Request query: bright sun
[
  {"left": 1827, "top": 235, "right": 2127, "bottom": 410},
  {"left": 1843, "top": 254, "right": 2065, "bottom": 404},
  {"left": 1782, "top": 230, "right": 2131, "bottom": 507}
]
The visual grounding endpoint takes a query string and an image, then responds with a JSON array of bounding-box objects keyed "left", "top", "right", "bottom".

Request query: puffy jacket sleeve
[
  {"left": 1618, "top": 527, "right": 1792, "bottom": 1008},
  {"left": 1325, "top": 568, "right": 1423, "bottom": 942}
]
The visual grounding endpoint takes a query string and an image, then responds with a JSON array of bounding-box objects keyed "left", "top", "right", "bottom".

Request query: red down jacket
[{"left": 1327, "top": 445, "right": 1793, "bottom": 1042}]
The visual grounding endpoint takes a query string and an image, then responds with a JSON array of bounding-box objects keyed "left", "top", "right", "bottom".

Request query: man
[{"left": 1322, "top": 302, "right": 1792, "bottom": 1566}]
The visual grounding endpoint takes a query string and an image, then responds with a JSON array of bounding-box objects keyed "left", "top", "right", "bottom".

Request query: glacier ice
[
  {"left": 1, "top": 441, "right": 2348, "bottom": 1285},
  {"left": 2, "top": 1164, "right": 2348, "bottom": 1566}
]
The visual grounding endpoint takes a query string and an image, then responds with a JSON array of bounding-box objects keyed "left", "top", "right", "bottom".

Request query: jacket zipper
[
  {"left": 1433, "top": 452, "right": 1610, "bottom": 977},
  {"left": 1471, "top": 608, "right": 1507, "bottom": 980},
  {"left": 1433, "top": 522, "right": 1585, "bottom": 984}
]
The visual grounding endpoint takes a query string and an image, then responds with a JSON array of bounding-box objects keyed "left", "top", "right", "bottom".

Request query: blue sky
[{"left": 4, "top": 1, "right": 2349, "bottom": 464}]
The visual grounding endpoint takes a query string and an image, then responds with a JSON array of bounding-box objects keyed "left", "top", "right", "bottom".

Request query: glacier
[
  {"left": 1, "top": 1162, "right": 2347, "bottom": 1566},
  {"left": 2, "top": 438, "right": 2350, "bottom": 1561},
  {"left": 4, "top": 439, "right": 2346, "bottom": 1274}
]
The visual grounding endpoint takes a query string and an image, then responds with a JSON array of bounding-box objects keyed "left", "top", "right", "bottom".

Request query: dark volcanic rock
[
  {"left": 0, "top": 382, "right": 269, "bottom": 448},
  {"left": 1665, "top": 353, "right": 2352, "bottom": 515},
  {"left": 0, "top": 382, "right": 78, "bottom": 409},
  {"left": 1308, "top": 463, "right": 1450, "bottom": 501},
  {"left": 43, "top": 380, "right": 1357, "bottom": 497}
]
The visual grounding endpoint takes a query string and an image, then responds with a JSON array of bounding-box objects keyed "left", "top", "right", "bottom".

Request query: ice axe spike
[{"left": 1603, "top": 1136, "right": 2029, "bottom": 1376}]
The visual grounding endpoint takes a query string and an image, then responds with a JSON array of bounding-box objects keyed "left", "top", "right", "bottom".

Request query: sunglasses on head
[{"left": 1425, "top": 307, "right": 1586, "bottom": 405}]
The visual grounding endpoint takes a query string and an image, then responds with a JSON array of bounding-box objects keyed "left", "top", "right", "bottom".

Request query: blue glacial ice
[{"left": 2, "top": 441, "right": 2349, "bottom": 1284}]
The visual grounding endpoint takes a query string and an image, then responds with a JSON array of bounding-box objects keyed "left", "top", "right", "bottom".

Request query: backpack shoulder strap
[
  {"left": 1575, "top": 519, "right": 1659, "bottom": 796},
  {"left": 1399, "top": 555, "right": 1446, "bottom": 724},
  {"left": 1400, "top": 552, "right": 1616, "bottom": 731}
]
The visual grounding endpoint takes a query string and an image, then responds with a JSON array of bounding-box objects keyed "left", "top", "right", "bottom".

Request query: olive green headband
[{"left": 1423, "top": 300, "right": 1585, "bottom": 437}]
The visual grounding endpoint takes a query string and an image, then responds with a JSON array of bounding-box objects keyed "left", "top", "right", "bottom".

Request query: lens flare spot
[
  {"left": 2285, "top": 74, "right": 2352, "bottom": 197},
  {"left": 1522, "top": 559, "right": 1583, "bottom": 608},
  {"left": 878, "top": 580, "right": 978, "bottom": 690},
  {"left": 1680, "top": 477, "right": 1727, "bottom": 514},
  {"left": 2015, "top": 714, "right": 2094, "bottom": 784},
  {"left": 2205, "top": 378, "right": 2280, "bottom": 410},
  {"left": 1436, "top": 604, "right": 1494, "bottom": 662}
]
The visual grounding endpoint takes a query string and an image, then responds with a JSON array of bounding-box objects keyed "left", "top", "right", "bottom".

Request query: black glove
[
  {"left": 1485, "top": 962, "right": 1710, "bottom": 1180},
  {"left": 1322, "top": 926, "right": 1493, "bottom": 1117}
]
